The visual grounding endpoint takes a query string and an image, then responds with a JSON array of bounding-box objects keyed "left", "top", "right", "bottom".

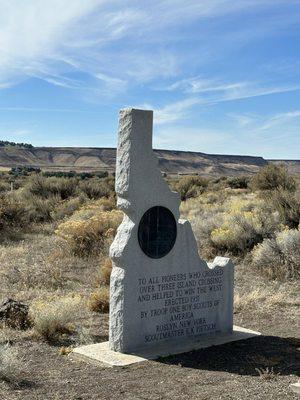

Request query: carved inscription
[{"left": 137, "top": 269, "right": 224, "bottom": 343}]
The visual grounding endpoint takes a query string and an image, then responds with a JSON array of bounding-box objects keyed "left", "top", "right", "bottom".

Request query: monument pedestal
[
  {"left": 71, "top": 108, "right": 260, "bottom": 368},
  {"left": 72, "top": 326, "right": 261, "bottom": 367}
]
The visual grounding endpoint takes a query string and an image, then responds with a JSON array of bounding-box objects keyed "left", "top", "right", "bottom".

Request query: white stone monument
[{"left": 73, "top": 108, "right": 260, "bottom": 366}]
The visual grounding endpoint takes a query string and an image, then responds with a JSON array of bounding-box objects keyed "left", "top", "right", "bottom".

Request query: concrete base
[
  {"left": 71, "top": 325, "right": 261, "bottom": 367},
  {"left": 290, "top": 382, "right": 300, "bottom": 395}
]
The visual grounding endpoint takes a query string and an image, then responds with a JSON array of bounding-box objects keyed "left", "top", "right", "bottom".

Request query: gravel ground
[{"left": 1, "top": 310, "right": 299, "bottom": 400}]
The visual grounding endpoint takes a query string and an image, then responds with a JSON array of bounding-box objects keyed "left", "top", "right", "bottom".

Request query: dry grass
[
  {"left": 255, "top": 367, "right": 280, "bottom": 380},
  {"left": 0, "top": 343, "right": 23, "bottom": 383},
  {"left": 0, "top": 324, "right": 34, "bottom": 345},
  {"left": 88, "top": 287, "right": 109, "bottom": 313},
  {"left": 0, "top": 234, "right": 66, "bottom": 294},
  {"left": 234, "top": 284, "right": 300, "bottom": 314},
  {"left": 0, "top": 170, "right": 299, "bottom": 357},
  {"left": 30, "top": 295, "right": 83, "bottom": 342},
  {"left": 59, "top": 346, "right": 73, "bottom": 356},
  {"left": 97, "top": 257, "right": 112, "bottom": 285}
]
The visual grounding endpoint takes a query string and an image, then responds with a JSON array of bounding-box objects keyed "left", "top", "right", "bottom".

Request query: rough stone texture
[
  {"left": 73, "top": 326, "right": 260, "bottom": 367},
  {"left": 0, "top": 298, "right": 30, "bottom": 329},
  {"left": 109, "top": 108, "right": 235, "bottom": 356}
]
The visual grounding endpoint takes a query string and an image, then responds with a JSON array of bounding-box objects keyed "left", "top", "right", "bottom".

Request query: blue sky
[{"left": 0, "top": 0, "right": 299, "bottom": 158}]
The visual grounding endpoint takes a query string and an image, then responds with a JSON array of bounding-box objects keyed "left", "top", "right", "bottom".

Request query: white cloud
[
  {"left": 223, "top": 109, "right": 300, "bottom": 157},
  {"left": 155, "top": 98, "right": 202, "bottom": 124},
  {"left": 0, "top": 0, "right": 189, "bottom": 90},
  {"left": 152, "top": 106, "right": 300, "bottom": 155},
  {"left": 229, "top": 109, "right": 300, "bottom": 135},
  {"left": 136, "top": 98, "right": 201, "bottom": 125},
  {"left": 147, "top": 81, "right": 300, "bottom": 129},
  {"left": 227, "top": 113, "right": 256, "bottom": 127},
  {"left": 259, "top": 110, "right": 300, "bottom": 130},
  {"left": 0, "top": 0, "right": 298, "bottom": 95},
  {"left": 167, "top": 78, "right": 248, "bottom": 94},
  {"left": 217, "top": 84, "right": 300, "bottom": 103},
  {"left": 167, "top": 76, "right": 300, "bottom": 104},
  {"left": 0, "top": 0, "right": 139, "bottom": 93}
]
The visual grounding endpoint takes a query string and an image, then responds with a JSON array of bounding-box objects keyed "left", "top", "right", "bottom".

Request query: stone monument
[{"left": 73, "top": 108, "right": 260, "bottom": 366}]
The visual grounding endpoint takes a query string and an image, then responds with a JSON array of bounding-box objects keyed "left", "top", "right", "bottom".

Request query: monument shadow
[{"left": 156, "top": 335, "right": 300, "bottom": 377}]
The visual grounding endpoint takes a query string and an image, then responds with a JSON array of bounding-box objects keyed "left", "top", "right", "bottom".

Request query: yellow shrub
[
  {"left": 210, "top": 199, "right": 280, "bottom": 254},
  {"left": 186, "top": 191, "right": 282, "bottom": 257},
  {"left": 211, "top": 226, "right": 233, "bottom": 243},
  {"left": 83, "top": 197, "right": 116, "bottom": 212},
  {"left": 55, "top": 208, "right": 122, "bottom": 257}
]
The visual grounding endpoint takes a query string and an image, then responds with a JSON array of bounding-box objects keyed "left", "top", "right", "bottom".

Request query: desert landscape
[
  {"left": 1, "top": 143, "right": 300, "bottom": 176},
  {"left": 0, "top": 158, "right": 299, "bottom": 399},
  {"left": 1, "top": 1, "right": 300, "bottom": 399}
]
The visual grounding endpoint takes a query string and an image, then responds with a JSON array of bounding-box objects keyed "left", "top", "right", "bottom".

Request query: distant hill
[
  {"left": 0, "top": 146, "right": 299, "bottom": 176},
  {"left": 0, "top": 140, "right": 33, "bottom": 148}
]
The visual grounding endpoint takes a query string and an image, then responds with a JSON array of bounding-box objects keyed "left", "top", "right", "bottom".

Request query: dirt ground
[
  {"left": 1, "top": 304, "right": 299, "bottom": 400},
  {"left": 0, "top": 222, "right": 299, "bottom": 400}
]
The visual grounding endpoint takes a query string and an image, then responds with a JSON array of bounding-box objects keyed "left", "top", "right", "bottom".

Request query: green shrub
[
  {"left": 175, "top": 176, "right": 208, "bottom": 201},
  {"left": 227, "top": 176, "right": 249, "bottom": 189},
  {"left": 251, "top": 229, "right": 300, "bottom": 280},
  {"left": 251, "top": 164, "right": 296, "bottom": 192},
  {"left": 27, "top": 175, "right": 78, "bottom": 199},
  {"left": 212, "top": 176, "right": 227, "bottom": 184},
  {"left": 0, "top": 191, "right": 59, "bottom": 233},
  {"left": 0, "top": 140, "right": 32, "bottom": 148},
  {"left": 24, "top": 194, "right": 56, "bottom": 223},
  {"left": 0, "top": 195, "right": 27, "bottom": 230},
  {"left": 51, "top": 195, "right": 87, "bottom": 221},
  {"left": 0, "top": 181, "right": 11, "bottom": 193},
  {"left": 267, "top": 189, "right": 300, "bottom": 229},
  {"left": 95, "top": 171, "right": 109, "bottom": 179},
  {"left": 79, "top": 177, "right": 114, "bottom": 199},
  {"left": 10, "top": 166, "right": 40, "bottom": 176},
  {"left": 42, "top": 170, "right": 108, "bottom": 179}
]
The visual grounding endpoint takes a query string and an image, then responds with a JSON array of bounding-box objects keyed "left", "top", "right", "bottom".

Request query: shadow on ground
[{"left": 157, "top": 336, "right": 300, "bottom": 377}]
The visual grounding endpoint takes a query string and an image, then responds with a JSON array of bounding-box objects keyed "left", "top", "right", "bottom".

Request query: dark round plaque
[{"left": 138, "top": 206, "right": 177, "bottom": 259}]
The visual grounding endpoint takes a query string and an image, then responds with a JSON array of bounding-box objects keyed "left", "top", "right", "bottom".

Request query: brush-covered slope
[{"left": 0, "top": 145, "right": 292, "bottom": 176}]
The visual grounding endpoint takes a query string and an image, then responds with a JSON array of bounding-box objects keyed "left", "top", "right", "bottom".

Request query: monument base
[{"left": 71, "top": 325, "right": 261, "bottom": 367}]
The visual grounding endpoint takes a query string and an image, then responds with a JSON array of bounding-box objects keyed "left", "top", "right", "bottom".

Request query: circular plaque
[{"left": 138, "top": 206, "right": 177, "bottom": 259}]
